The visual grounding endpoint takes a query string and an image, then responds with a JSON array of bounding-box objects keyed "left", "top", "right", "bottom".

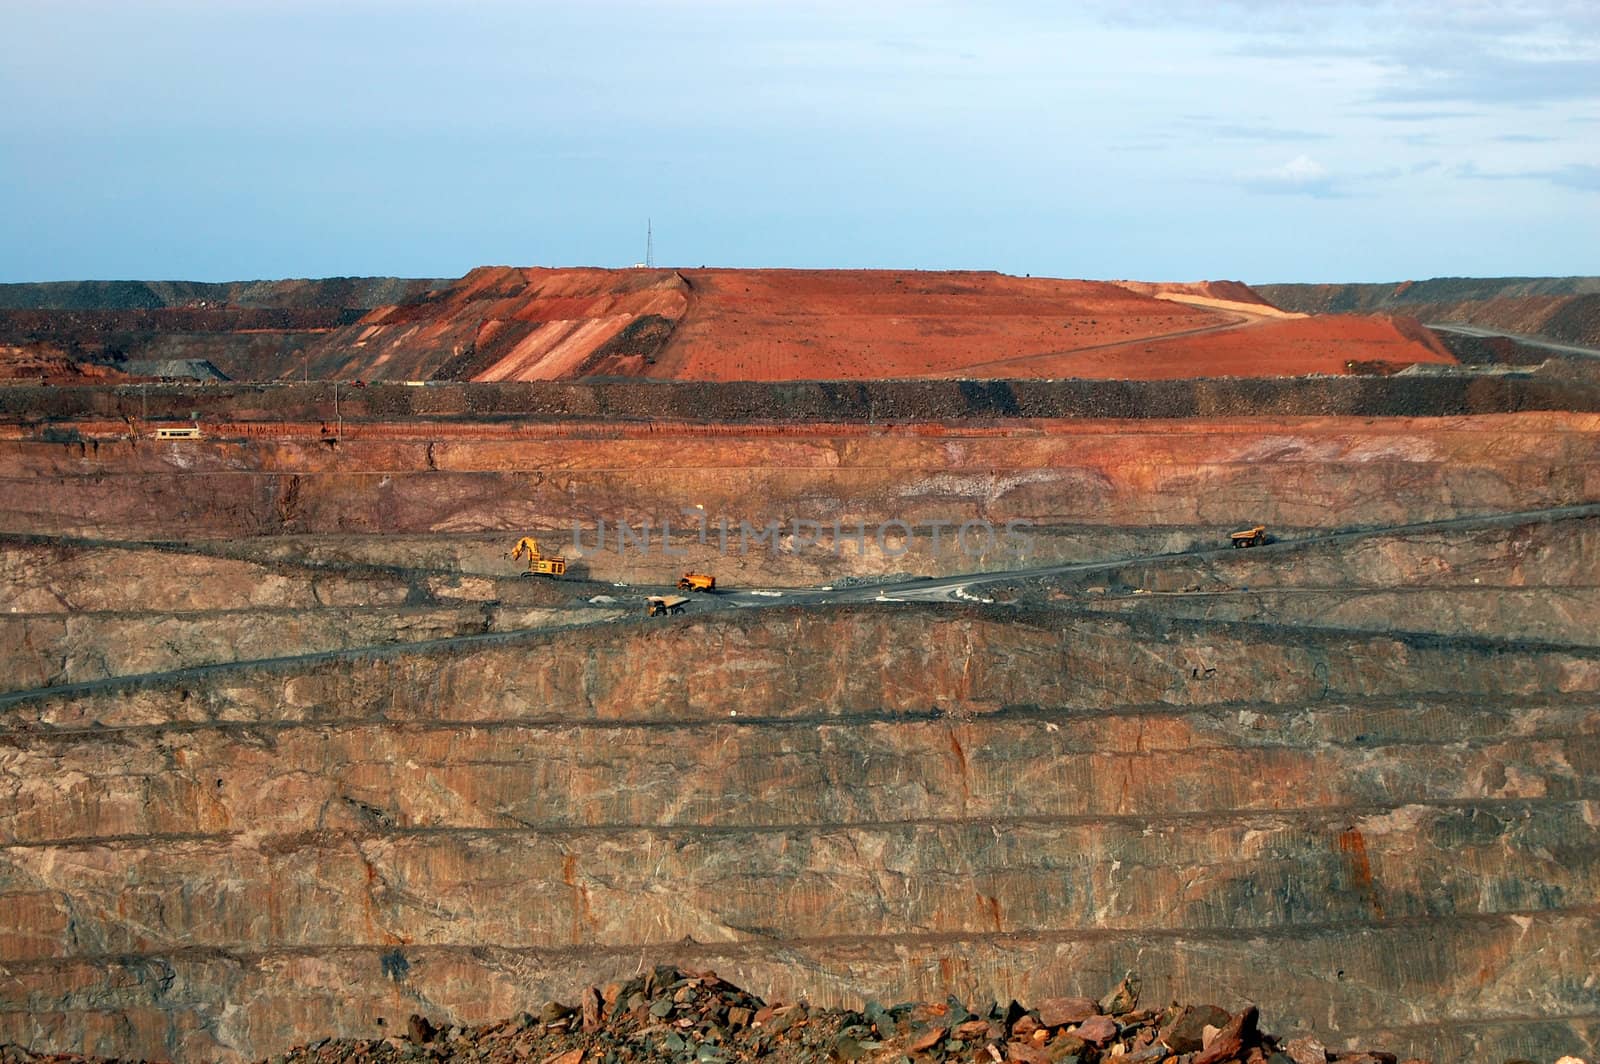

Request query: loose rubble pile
[
  {"left": 16, "top": 965, "right": 1578, "bottom": 1064},
  {"left": 254, "top": 964, "right": 1579, "bottom": 1064}
]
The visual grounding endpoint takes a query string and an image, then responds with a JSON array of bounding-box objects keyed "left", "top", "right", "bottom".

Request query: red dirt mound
[
  {"left": 338, "top": 268, "right": 1447, "bottom": 382},
  {"left": 650, "top": 270, "right": 1221, "bottom": 380},
  {"left": 1, "top": 268, "right": 1457, "bottom": 384}
]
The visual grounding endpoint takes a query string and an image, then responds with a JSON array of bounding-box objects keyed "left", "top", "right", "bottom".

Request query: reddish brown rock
[
  {"left": 405, "top": 1014, "right": 436, "bottom": 1044},
  {"left": 1075, "top": 1014, "right": 1119, "bottom": 1047},
  {"left": 1284, "top": 1036, "right": 1329, "bottom": 1063},
  {"left": 581, "top": 986, "right": 603, "bottom": 1032},
  {"left": 1161, "top": 1005, "right": 1234, "bottom": 1053},
  {"left": 1120, "top": 1044, "right": 1172, "bottom": 1063},
  {"left": 956, "top": 1019, "right": 993, "bottom": 1040},
  {"left": 1193, "top": 1005, "right": 1260, "bottom": 1064},
  {"left": 1048, "top": 1032, "right": 1087, "bottom": 1058},
  {"left": 1100, "top": 972, "right": 1142, "bottom": 1016},
  {"left": 1037, "top": 997, "right": 1099, "bottom": 1028},
  {"left": 1006, "top": 1042, "right": 1052, "bottom": 1064},
  {"left": 763, "top": 1004, "right": 807, "bottom": 1035},
  {"left": 908, "top": 1026, "right": 948, "bottom": 1054}
]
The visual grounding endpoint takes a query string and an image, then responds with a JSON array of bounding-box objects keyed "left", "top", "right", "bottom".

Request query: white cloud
[
  {"left": 1267, "top": 154, "right": 1329, "bottom": 183},
  {"left": 1241, "top": 154, "right": 1341, "bottom": 196}
]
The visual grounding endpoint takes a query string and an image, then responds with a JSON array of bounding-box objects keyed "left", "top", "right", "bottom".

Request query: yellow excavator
[{"left": 509, "top": 536, "right": 567, "bottom": 577}]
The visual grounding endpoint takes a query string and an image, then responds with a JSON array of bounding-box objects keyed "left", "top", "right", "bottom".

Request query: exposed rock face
[
  {"left": 0, "top": 607, "right": 1596, "bottom": 1061},
  {"left": 0, "top": 537, "right": 615, "bottom": 690},
  {"left": 2, "top": 414, "right": 1597, "bottom": 541},
  {"left": 1, "top": 374, "right": 1597, "bottom": 1064},
  {"left": 1042, "top": 513, "right": 1600, "bottom": 645}
]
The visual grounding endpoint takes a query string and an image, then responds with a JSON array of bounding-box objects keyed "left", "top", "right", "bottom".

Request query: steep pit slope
[
  {"left": 1032, "top": 509, "right": 1600, "bottom": 645},
  {"left": 0, "top": 536, "right": 612, "bottom": 691},
  {"left": 0, "top": 374, "right": 1595, "bottom": 1064},
  {"left": 2, "top": 413, "right": 1596, "bottom": 541},
  {"left": 0, "top": 607, "right": 1596, "bottom": 1062},
  {"left": 1259, "top": 277, "right": 1600, "bottom": 350}
]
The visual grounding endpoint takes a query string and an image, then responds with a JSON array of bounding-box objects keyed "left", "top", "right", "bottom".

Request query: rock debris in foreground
[{"left": 7, "top": 964, "right": 1561, "bottom": 1064}]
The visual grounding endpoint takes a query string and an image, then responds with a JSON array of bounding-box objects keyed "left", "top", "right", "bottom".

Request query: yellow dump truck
[
  {"left": 647, "top": 595, "right": 689, "bottom": 617},
  {"left": 677, "top": 572, "right": 717, "bottom": 592},
  {"left": 1230, "top": 525, "right": 1268, "bottom": 548},
  {"left": 509, "top": 536, "right": 568, "bottom": 576}
]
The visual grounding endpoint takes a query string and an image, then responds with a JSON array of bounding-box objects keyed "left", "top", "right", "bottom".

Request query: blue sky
[{"left": 1, "top": 0, "right": 1596, "bottom": 283}]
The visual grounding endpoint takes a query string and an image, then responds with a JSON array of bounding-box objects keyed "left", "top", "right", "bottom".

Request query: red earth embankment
[
  {"left": 1, "top": 269, "right": 1460, "bottom": 384},
  {"left": 332, "top": 268, "right": 1454, "bottom": 382},
  {"left": 312, "top": 268, "right": 1235, "bottom": 383},
  {"left": 648, "top": 270, "right": 1218, "bottom": 380}
]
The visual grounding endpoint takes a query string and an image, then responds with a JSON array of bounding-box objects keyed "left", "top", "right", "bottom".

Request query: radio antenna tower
[{"left": 646, "top": 219, "right": 654, "bottom": 268}]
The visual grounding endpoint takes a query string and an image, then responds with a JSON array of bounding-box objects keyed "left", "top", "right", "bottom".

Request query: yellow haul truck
[
  {"left": 1230, "top": 525, "right": 1268, "bottom": 548},
  {"left": 647, "top": 595, "right": 689, "bottom": 617}
]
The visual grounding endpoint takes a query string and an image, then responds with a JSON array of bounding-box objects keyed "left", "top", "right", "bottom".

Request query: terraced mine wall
[
  {"left": 188, "top": 525, "right": 1220, "bottom": 590},
  {"left": 0, "top": 536, "right": 617, "bottom": 692},
  {"left": 2, "top": 414, "right": 1597, "bottom": 546},
  {"left": 3, "top": 380, "right": 1598, "bottom": 1064},
  {"left": 1, "top": 605, "right": 1596, "bottom": 1062},
  {"left": 1037, "top": 514, "right": 1600, "bottom": 644}
]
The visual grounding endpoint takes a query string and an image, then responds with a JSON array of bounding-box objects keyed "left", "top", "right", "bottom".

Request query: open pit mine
[{"left": 0, "top": 269, "right": 1597, "bottom": 1064}]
